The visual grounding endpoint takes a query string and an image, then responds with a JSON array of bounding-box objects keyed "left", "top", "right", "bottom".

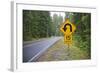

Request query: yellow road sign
[
  {"left": 64, "top": 35, "right": 72, "bottom": 44},
  {"left": 60, "top": 19, "right": 76, "bottom": 35},
  {"left": 60, "top": 19, "right": 76, "bottom": 47}
]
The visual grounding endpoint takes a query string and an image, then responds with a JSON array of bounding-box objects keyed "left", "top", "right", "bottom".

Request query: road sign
[
  {"left": 60, "top": 19, "right": 76, "bottom": 47},
  {"left": 60, "top": 19, "right": 76, "bottom": 35}
]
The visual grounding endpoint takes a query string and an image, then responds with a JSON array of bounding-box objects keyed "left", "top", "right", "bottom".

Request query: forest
[{"left": 23, "top": 10, "right": 63, "bottom": 41}]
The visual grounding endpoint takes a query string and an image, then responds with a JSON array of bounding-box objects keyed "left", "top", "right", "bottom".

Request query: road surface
[{"left": 23, "top": 37, "right": 61, "bottom": 62}]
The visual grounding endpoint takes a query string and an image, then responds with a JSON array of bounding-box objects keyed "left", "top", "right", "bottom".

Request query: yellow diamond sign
[{"left": 60, "top": 19, "right": 76, "bottom": 35}]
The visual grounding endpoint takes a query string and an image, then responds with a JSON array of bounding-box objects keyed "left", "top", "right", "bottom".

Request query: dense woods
[
  {"left": 23, "top": 10, "right": 52, "bottom": 40},
  {"left": 23, "top": 10, "right": 63, "bottom": 41}
]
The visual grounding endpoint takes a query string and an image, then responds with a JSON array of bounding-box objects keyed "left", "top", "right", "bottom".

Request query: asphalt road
[{"left": 23, "top": 37, "right": 61, "bottom": 62}]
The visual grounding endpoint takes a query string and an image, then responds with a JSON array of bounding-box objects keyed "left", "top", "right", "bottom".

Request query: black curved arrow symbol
[{"left": 63, "top": 23, "right": 72, "bottom": 32}]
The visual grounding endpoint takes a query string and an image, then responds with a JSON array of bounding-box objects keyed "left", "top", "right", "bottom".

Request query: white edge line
[{"left": 28, "top": 37, "right": 61, "bottom": 62}]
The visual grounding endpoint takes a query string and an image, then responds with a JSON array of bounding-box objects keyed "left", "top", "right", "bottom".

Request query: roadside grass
[
  {"left": 37, "top": 37, "right": 91, "bottom": 62},
  {"left": 37, "top": 38, "right": 69, "bottom": 61}
]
